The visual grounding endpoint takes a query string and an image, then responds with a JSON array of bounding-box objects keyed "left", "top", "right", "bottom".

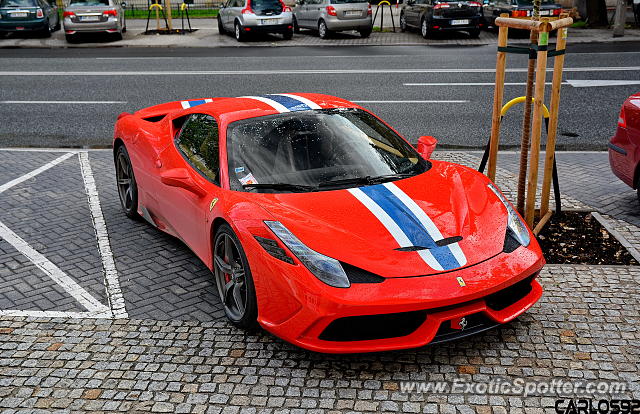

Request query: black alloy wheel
[
  {"left": 213, "top": 224, "right": 257, "bottom": 328},
  {"left": 115, "top": 145, "right": 139, "bottom": 219}
]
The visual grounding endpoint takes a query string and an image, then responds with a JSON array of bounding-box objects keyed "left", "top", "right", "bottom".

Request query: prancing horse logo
[{"left": 459, "top": 317, "right": 468, "bottom": 330}]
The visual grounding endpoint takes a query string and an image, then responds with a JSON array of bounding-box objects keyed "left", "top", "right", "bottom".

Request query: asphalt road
[{"left": 1, "top": 42, "right": 639, "bottom": 149}]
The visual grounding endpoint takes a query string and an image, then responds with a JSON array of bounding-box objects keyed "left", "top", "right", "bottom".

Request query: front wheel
[
  {"left": 399, "top": 12, "right": 407, "bottom": 32},
  {"left": 420, "top": 17, "right": 429, "bottom": 39},
  {"left": 217, "top": 16, "right": 225, "bottom": 35},
  {"left": 293, "top": 16, "right": 300, "bottom": 33},
  {"left": 213, "top": 224, "right": 258, "bottom": 329},
  {"left": 318, "top": 19, "right": 330, "bottom": 39},
  {"left": 359, "top": 27, "right": 372, "bottom": 38},
  {"left": 114, "top": 145, "right": 140, "bottom": 220}
]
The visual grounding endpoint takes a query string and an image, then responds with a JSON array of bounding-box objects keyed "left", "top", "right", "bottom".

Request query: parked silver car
[
  {"left": 218, "top": 0, "right": 294, "bottom": 41},
  {"left": 293, "top": 0, "right": 372, "bottom": 39},
  {"left": 62, "top": 0, "right": 126, "bottom": 42}
]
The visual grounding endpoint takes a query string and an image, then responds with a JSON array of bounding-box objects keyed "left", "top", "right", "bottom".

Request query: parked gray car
[
  {"left": 218, "top": 0, "right": 294, "bottom": 41},
  {"left": 62, "top": 0, "right": 126, "bottom": 42},
  {"left": 292, "top": 0, "right": 372, "bottom": 39}
]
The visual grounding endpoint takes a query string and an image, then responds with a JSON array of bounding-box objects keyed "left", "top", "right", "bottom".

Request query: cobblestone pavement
[{"left": 1, "top": 149, "right": 639, "bottom": 412}]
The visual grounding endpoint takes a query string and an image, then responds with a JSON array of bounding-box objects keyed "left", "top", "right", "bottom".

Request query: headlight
[
  {"left": 487, "top": 183, "right": 531, "bottom": 248},
  {"left": 264, "top": 221, "right": 350, "bottom": 288}
]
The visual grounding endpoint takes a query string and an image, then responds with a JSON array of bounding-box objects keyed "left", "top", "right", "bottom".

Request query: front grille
[
  {"left": 485, "top": 274, "right": 535, "bottom": 311},
  {"left": 319, "top": 310, "right": 427, "bottom": 342}
]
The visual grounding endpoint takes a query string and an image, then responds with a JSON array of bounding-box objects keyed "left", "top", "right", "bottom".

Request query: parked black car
[
  {"left": 481, "top": 0, "right": 562, "bottom": 28},
  {"left": 400, "top": 0, "right": 482, "bottom": 38}
]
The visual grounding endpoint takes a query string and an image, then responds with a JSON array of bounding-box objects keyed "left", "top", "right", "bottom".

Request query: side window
[{"left": 175, "top": 114, "right": 220, "bottom": 185}]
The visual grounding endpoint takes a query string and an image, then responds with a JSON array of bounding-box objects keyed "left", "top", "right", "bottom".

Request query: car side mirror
[
  {"left": 416, "top": 135, "right": 437, "bottom": 159},
  {"left": 160, "top": 168, "right": 207, "bottom": 197},
  {"left": 121, "top": 1, "right": 127, "bottom": 6}
]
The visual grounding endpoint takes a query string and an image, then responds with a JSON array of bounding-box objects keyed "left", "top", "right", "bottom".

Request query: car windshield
[
  {"left": 69, "top": 0, "right": 109, "bottom": 5},
  {"left": 0, "top": 0, "right": 36, "bottom": 7},
  {"left": 227, "top": 108, "right": 429, "bottom": 193}
]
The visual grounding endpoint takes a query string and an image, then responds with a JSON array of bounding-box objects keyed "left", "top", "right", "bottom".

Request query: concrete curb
[{"left": 591, "top": 211, "right": 640, "bottom": 264}]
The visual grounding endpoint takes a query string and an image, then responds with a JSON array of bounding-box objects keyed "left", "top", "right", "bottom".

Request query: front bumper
[
  {"left": 430, "top": 15, "right": 481, "bottom": 31},
  {"left": 0, "top": 19, "right": 47, "bottom": 32},
  {"left": 324, "top": 15, "right": 372, "bottom": 31},
  {"left": 245, "top": 227, "right": 545, "bottom": 353}
]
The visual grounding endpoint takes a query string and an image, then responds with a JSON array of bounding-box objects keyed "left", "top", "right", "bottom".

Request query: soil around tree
[{"left": 537, "top": 211, "right": 638, "bottom": 265}]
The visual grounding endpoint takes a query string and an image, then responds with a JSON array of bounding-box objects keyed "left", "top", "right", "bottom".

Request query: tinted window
[
  {"left": 176, "top": 114, "right": 220, "bottom": 184},
  {"left": 0, "top": 0, "right": 36, "bottom": 6},
  {"left": 251, "top": 0, "right": 282, "bottom": 12},
  {"left": 226, "top": 108, "right": 428, "bottom": 192}
]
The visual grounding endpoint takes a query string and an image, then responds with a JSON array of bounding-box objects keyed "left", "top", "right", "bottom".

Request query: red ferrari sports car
[
  {"left": 609, "top": 93, "right": 640, "bottom": 199},
  {"left": 113, "top": 93, "right": 544, "bottom": 353}
]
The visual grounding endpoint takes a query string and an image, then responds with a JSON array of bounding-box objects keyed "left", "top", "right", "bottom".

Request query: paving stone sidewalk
[{"left": 1, "top": 149, "right": 640, "bottom": 412}]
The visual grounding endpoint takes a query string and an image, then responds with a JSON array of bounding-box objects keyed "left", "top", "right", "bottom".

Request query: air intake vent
[{"left": 341, "top": 262, "right": 385, "bottom": 284}]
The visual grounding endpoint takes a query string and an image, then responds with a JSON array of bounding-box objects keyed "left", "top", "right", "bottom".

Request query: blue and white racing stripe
[
  {"left": 348, "top": 182, "right": 467, "bottom": 271},
  {"left": 181, "top": 98, "right": 213, "bottom": 109},
  {"left": 241, "top": 94, "right": 322, "bottom": 113}
]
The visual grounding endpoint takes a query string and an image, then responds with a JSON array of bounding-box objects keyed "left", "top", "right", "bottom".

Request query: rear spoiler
[{"left": 132, "top": 98, "right": 218, "bottom": 121}]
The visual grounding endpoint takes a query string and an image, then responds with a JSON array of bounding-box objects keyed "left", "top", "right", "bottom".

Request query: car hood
[{"left": 249, "top": 160, "right": 509, "bottom": 278}]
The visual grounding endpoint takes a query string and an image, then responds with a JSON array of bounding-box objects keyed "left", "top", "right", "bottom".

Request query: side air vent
[
  {"left": 254, "top": 236, "right": 295, "bottom": 264},
  {"left": 143, "top": 115, "right": 166, "bottom": 123}
]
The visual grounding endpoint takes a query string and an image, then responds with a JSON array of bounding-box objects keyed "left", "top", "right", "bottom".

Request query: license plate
[
  {"left": 344, "top": 10, "right": 360, "bottom": 16},
  {"left": 81, "top": 15, "right": 100, "bottom": 21},
  {"left": 451, "top": 19, "right": 469, "bottom": 25},
  {"left": 259, "top": 18, "right": 278, "bottom": 24},
  {"left": 11, "top": 12, "right": 28, "bottom": 17},
  {"left": 540, "top": 10, "right": 550, "bottom": 15}
]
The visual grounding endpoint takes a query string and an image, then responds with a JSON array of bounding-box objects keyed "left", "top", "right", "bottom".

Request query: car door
[
  {"left": 221, "top": 0, "right": 233, "bottom": 28},
  {"left": 294, "top": 0, "right": 307, "bottom": 26},
  {"left": 308, "top": 0, "right": 323, "bottom": 27},
  {"left": 404, "top": 0, "right": 421, "bottom": 27},
  {"left": 157, "top": 113, "right": 222, "bottom": 262}
]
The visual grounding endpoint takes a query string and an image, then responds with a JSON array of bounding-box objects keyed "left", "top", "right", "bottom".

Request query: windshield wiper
[
  {"left": 243, "top": 183, "right": 318, "bottom": 192},
  {"left": 318, "top": 173, "right": 415, "bottom": 188}
]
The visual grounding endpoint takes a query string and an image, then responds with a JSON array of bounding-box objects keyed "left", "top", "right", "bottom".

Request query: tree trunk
[{"left": 586, "top": 0, "right": 608, "bottom": 26}]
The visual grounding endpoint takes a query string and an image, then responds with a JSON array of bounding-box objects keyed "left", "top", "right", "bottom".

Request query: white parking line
[
  {"left": 0, "top": 152, "right": 74, "bottom": 195},
  {"left": 404, "top": 82, "right": 563, "bottom": 86},
  {"left": 0, "top": 309, "right": 111, "bottom": 318},
  {"left": 0, "top": 66, "right": 638, "bottom": 76},
  {"left": 79, "top": 151, "right": 128, "bottom": 319},
  {"left": 0, "top": 220, "right": 110, "bottom": 313}
]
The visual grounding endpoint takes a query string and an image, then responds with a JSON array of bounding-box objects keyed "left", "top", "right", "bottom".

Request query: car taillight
[
  {"left": 469, "top": 1, "right": 482, "bottom": 6},
  {"left": 36, "top": 8, "right": 44, "bottom": 17},
  {"left": 103, "top": 9, "right": 117, "bottom": 16},
  {"left": 552, "top": 7, "right": 561, "bottom": 15},
  {"left": 63, "top": 10, "right": 75, "bottom": 17},
  {"left": 367, "top": 3, "right": 371, "bottom": 15},
  {"left": 326, "top": 5, "right": 337, "bottom": 16},
  {"left": 511, "top": 10, "right": 527, "bottom": 17},
  {"left": 434, "top": 3, "right": 450, "bottom": 8},
  {"left": 241, "top": 6, "right": 253, "bottom": 14},
  {"left": 618, "top": 107, "right": 627, "bottom": 128}
]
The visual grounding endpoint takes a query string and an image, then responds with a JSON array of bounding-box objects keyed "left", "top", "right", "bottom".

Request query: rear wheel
[
  {"left": 318, "top": 19, "right": 330, "bottom": 39},
  {"left": 217, "top": 16, "right": 225, "bottom": 35},
  {"left": 65, "top": 33, "right": 75, "bottom": 42},
  {"left": 113, "top": 30, "right": 123, "bottom": 40},
  {"left": 53, "top": 19, "right": 61, "bottom": 31},
  {"left": 115, "top": 145, "right": 140, "bottom": 220},
  {"left": 359, "top": 27, "right": 372, "bottom": 38},
  {"left": 468, "top": 28, "right": 480, "bottom": 38},
  {"left": 213, "top": 224, "right": 257, "bottom": 329},
  {"left": 399, "top": 11, "right": 407, "bottom": 32},
  {"left": 420, "top": 17, "right": 429, "bottom": 38},
  {"left": 283, "top": 27, "right": 293, "bottom": 39},
  {"left": 234, "top": 21, "right": 245, "bottom": 41},
  {"left": 41, "top": 21, "right": 52, "bottom": 37}
]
